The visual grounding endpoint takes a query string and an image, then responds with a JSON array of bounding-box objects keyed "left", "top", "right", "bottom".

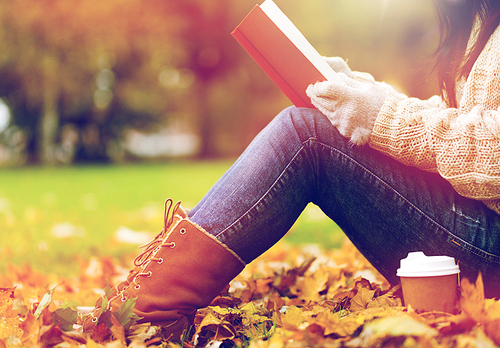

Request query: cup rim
[{"left": 396, "top": 251, "right": 460, "bottom": 277}]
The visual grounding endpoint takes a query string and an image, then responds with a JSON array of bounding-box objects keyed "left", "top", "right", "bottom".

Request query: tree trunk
[
  {"left": 195, "top": 80, "right": 218, "bottom": 159},
  {"left": 38, "top": 60, "right": 59, "bottom": 164}
]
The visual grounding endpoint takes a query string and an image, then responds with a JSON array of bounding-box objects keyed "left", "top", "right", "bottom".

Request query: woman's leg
[{"left": 189, "top": 106, "right": 500, "bottom": 298}]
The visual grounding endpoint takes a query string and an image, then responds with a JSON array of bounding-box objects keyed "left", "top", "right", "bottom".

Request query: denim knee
[{"left": 275, "top": 106, "right": 334, "bottom": 143}]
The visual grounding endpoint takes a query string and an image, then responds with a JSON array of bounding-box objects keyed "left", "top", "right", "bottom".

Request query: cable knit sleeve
[{"left": 369, "top": 24, "right": 500, "bottom": 209}]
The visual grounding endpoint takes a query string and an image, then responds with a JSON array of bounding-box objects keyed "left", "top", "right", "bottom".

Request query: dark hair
[{"left": 433, "top": 0, "right": 500, "bottom": 107}]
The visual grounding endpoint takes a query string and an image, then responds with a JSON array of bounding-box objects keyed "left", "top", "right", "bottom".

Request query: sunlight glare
[{"left": 0, "top": 99, "right": 11, "bottom": 132}]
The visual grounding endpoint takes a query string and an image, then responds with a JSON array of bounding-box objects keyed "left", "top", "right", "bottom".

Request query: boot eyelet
[
  {"left": 135, "top": 284, "right": 141, "bottom": 290},
  {"left": 147, "top": 271, "right": 152, "bottom": 277},
  {"left": 92, "top": 317, "right": 98, "bottom": 323},
  {"left": 157, "top": 258, "right": 163, "bottom": 264},
  {"left": 170, "top": 242, "right": 176, "bottom": 248},
  {"left": 180, "top": 228, "right": 186, "bottom": 234},
  {"left": 121, "top": 297, "right": 127, "bottom": 302}
]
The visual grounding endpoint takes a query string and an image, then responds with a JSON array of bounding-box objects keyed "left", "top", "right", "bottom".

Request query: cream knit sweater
[{"left": 368, "top": 23, "right": 500, "bottom": 215}]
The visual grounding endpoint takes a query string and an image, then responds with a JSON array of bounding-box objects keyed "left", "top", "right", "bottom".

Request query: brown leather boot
[
  {"left": 83, "top": 200, "right": 245, "bottom": 341},
  {"left": 115, "top": 200, "right": 189, "bottom": 293},
  {"left": 92, "top": 200, "right": 188, "bottom": 306}
]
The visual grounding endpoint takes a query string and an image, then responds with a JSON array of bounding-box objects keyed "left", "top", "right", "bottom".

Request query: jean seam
[
  {"left": 449, "top": 236, "right": 500, "bottom": 263},
  {"left": 313, "top": 140, "right": 500, "bottom": 265},
  {"left": 213, "top": 139, "right": 312, "bottom": 240}
]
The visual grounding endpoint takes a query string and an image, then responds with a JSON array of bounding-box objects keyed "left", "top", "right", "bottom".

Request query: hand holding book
[
  {"left": 232, "top": 0, "right": 397, "bottom": 145},
  {"left": 323, "top": 57, "right": 355, "bottom": 78},
  {"left": 232, "top": 0, "right": 339, "bottom": 108},
  {"left": 306, "top": 76, "right": 387, "bottom": 145}
]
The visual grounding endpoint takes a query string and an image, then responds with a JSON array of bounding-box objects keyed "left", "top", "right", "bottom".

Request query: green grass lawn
[{"left": 0, "top": 160, "right": 343, "bottom": 276}]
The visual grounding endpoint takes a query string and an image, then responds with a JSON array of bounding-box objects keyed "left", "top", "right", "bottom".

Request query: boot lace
[
  {"left": 87, "top": 199, "right": 183, "bottom": 321},
  {"left": 133, "top": 199, "right": 182, "bottom": 267}
]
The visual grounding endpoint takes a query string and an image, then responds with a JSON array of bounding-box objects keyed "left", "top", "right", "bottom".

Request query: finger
[
  {"left": 323, "top": 57, "right": 354, "bottom": 77},
  {"left": 310, "top": 96, "right": 341, "bottom": 126},
  {"left": 306, "top": 80, "right": 345, "bottom": 99},
  {"left": 335, "top": 73, "right": 364, "bottom": 88}
]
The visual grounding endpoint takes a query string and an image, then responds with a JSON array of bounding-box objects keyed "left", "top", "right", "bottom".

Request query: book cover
[{"left": 231, "top": 0, "right": 336, "bottom": 108}]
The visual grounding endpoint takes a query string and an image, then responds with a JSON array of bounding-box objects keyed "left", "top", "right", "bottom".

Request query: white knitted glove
[
  {"left": 323, "top": 57, "right": 354, "bottom": 78},
  {"left": 306, "top": 73, "right": 388, "bottom": 145},
  {"left": 324, "top": 56, "right": 407, "bottom": 99}
]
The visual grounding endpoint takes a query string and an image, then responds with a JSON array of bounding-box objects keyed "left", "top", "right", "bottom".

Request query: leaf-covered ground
[{"left": 1, "top": 239, "right": 499, "bottom": 348}]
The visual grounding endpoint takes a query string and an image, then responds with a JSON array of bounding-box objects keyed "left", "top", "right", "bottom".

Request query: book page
[{"left": 260, "top": 0, "right": 337, "bottom": 82}]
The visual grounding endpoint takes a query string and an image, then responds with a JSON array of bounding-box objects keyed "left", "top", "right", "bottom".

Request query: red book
[{"left": 231, "top": 0, "right": 336, "bottom": 108}]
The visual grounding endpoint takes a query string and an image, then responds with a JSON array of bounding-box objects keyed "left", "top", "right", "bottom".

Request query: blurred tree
[
  {"left": 0, "top": 0, "right": 439, "bottom": 164},
  {"left": 281, "top": 0, "right": 438, "bottom": 98},
  {"left": 0, "top": 0, "right": 185, "bottom": 163},
  {"left": 156, "top": 0, "right": 246, "bottom": 158}
]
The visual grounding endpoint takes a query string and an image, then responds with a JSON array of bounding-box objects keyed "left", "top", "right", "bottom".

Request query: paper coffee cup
[{"left": 397, "top": 251, "right": 460, "bottom": 313}]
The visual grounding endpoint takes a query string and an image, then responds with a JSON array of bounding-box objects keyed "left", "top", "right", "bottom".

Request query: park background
[{"left": 0, "top": 0, "right": 438, "bottom": 276}]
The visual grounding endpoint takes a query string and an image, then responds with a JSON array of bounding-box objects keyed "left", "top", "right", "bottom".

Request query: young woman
[{"left": 83, "top": 0, "right": 500, "bottom": 340}]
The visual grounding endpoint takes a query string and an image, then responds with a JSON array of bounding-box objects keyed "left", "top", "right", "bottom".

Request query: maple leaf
[
  {"left": 39, "top": 324, "right": 65, "bottom": 347},
  {"left": 352, "top": 313, "right": 439, "bottom": 347},
  {"left": 90, "top": 322, "right": 112, "bottom": 343},
  {"left": 196, "top": 312, "right": 237, "bottom": 343},
  {"left": 112, "top": 297, "right": 143, "bottom": 331},
  {"left": 350, "top": 284, "right": 376, "bottom": 312},
  {"left": 238, "top": 302, "right": 275, "bottom": 340},
  {"left": 0, "top": 287, "right": 22, "bottom": 340},
  {"left": 272, "top": 257, "right": 316, "bottom": 297},
  {"left": 0, "top": 288, "right": 15, "bottom": 312},
  {"left": 20, "top": 313, "right": 38, "bottom": 347},
  {"left": 293, "top": 267, "right": 329, "bottom": 302},
  {"left": 109, "top": 313, "right": 126, "bottom": 345},
  {"left": 459, "top": 272, "right": 485, "bottom": 323},
  {"left": 52, "top": 306, "right": 78, "bottom": 331},
  {"left": 367, "top": 285, "right": 402, "bottom": 309},
  {"left": 279, "top": 305, "right": 305, "bottom": 331},
  {"left": 463, "top": 274, "right": 500, "bottom": 346}
]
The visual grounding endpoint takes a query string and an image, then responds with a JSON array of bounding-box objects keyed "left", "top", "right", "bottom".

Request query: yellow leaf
[
  {"left": 485, "top": 299, "right": 500, "bottom": 320},
  {"left": 356, "top": 314, "right": 366, "bottom": 325},
  {"left": 20, "top": 313, "right": 38, "bottom": 347},
  {"left": 110, "top": 313, "right": 126, "bottom": 345},
  {"left": 361, "top": 313, "right": 438, "bottom": 337},
  {"left": 280, "top": 306, "right": 304, "bottom": 331},
  {"left": 0, "top": 287, "right": 22, "bottom": 340},
  {"left": 195, "top": 313, "right": 236, "bottom": 341},
  {"left": 460, "top": 272, "right": 486, "bottom": 323},
  {"left": 209, "top": 306, "right": 234, "bottom": 316},
  {"left": 247, "top": 333, "right": 285, "bottom": 348},
  {"left": 367, "top": 293, "right": 401, "bottom": 309},
  {"left": 294, "top": 268, "right": 329, "bottom": 302},
  {"left": 350, "top": 285, "right": 376, "bottom": 312},
  {"left": 0, "top": 288, "right": 14, "bottom": 313}
]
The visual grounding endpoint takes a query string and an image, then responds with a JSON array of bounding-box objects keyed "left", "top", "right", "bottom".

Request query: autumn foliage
[{"left": 1, "top": 240, "right": 500, "bottom": 347}]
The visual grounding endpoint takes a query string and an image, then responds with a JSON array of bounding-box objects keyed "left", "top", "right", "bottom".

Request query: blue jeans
[{"left": 189, "top": 106, "right": 500, "bottom": 298}]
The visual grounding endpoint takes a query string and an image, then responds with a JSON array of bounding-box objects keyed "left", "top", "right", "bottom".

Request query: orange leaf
[
  {"left": 20, "top": 313, "right": 38, "bottom": 347},
  {"left": 280, "top": 305, "right": 305, "bottom": 331},
  {"left": 0, "top": 287, "right": 22, "bottom": 340},
  {"left": 39, "top": 324, "right": 64, "bottom": 347},
  {"left": 459, "top": 273, "right": 485, "bottom": 322},
  {"left": 294, "top": 267, "right": 329, "bottom": 302},
  {"left": 0, "top": 288, "right": 15, "bottom": 313},
  {"left": 90, "top": 323, "right": 111, "bottom": 343},
  {"left": 196, "top": 313, "right": 236, "bottom": 341},
  {"left": 350, "top": 285, "right": 376, "bottom": 312},
  {"left": 110, "top": 313, "right": 126, "bottom": 345}
]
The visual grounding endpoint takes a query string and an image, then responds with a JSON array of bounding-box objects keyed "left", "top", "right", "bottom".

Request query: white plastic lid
[{"left": 396, "top": 251, "right": 460, "bottom": 277}]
